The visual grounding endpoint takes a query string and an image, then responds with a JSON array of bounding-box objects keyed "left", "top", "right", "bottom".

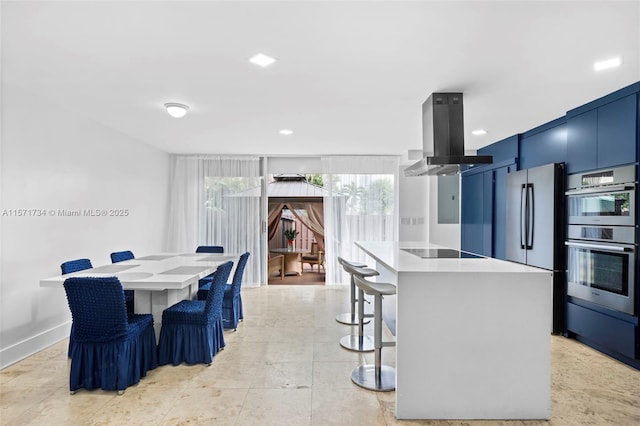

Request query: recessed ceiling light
[
  {"left": 249, "top": 53, "right": 277, "bottom": 68},
  {"left": 594, "top": 57, "right": 622, "bottom": 71},
  {"left": 279, "top": 129, "right": 294, "bottom": 135},
  {"left": 472, "top": 129, "right": 487, "bottom": 136},
  {"left": 164, "top": 102, "right": 189, "bottom": 118}
]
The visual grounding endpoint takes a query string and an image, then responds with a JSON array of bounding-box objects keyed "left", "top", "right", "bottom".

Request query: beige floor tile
[
  {"left": 1, "top": 384, "right": 70, "bottom": 425},
  {"left": 236, "top": 388, "right": 312, "bottom": 426},
  {"left": 158, "top": 387, "right": 248, "bottom": 425},
  {"left": 311, "top": 387, "right": 386, "bottom": 425},
  {"left": 6, "top": 389, "right": 115, "bottom": 426},
  {"left": 192, "top": 359, "right": 259, "bottom": 389},
  {"left": 87, "top": 385, "right": 179, "bottom": 425},
  {"left": 313, "top": 339, "right": 364, "bottom": 363},
  {"left": 265, "top": 340, "right": 314, "bottom": 363},
  {"left": 312, "top": 361, "right": 362, "bottom": 389},
  {"left": 251, "top": 361, "right": 313, "bottom": 389}
]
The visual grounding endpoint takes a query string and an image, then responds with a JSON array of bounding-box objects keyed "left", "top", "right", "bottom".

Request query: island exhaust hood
[{"left": 404, "top": 92, "right": 492, "bottom": 176}]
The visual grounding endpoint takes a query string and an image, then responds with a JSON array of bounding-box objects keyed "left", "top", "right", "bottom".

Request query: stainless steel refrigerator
[{"left": 506, "top": 162, "right": 565, "bottom": 334}]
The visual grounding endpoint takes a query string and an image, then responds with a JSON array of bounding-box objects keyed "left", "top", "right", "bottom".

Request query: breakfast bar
[{"left": 356, "top": 241, "right": 553, "bottom": 420}]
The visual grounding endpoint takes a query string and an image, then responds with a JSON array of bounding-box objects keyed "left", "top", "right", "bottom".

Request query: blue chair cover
[
  {"left": 110, "top": 250, "right": 135, "bottom": 263},
  {"left": 61, "top": 258, "right": 93, "bottom": 274},
  {"left": 63, "top": 276, "right": 157, "bottom": 393},
  {"left": 110, "top": 251, "right": 136, "bottom": 313},
  {"left": 197, "top": 252, "right": 250, "bottom": 330},
  {"left": 196, "top": 246, "right": 224, "bottom": 287},
  {"left": 195, "top": 245, "right": 224, "bottom": 253},
  {"left": 61, "top": 258, "right": 93, "bottom": 357},
  {"left": 157, "top": 261, "right": 233, "bottom": 366}
]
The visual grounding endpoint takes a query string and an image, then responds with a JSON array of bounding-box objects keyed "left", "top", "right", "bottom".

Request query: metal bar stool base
[
  {"left": 351, "top": 365, "right": 396, "bottom": 391},
  {"left": 335, "top": 313, "right": 370, "bottom": 325},
  {"left": 339, "top": 334, "right": 374, "bottom": 352}
]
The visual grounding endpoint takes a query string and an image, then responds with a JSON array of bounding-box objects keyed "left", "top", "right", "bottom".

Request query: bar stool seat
[
  {"left": 351, "top": 274, "right": 396, "bottom": 392},
  {"left": 335, "top": 257, "right": 371, "bottom": 326},
  {"left": 339, "top": 264, "right": 379, "bottom": 352}
]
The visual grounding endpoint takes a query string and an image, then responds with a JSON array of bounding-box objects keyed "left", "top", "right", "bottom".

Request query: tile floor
[{"left": 1, "top": 285, "right": 639, "bottom": 425}]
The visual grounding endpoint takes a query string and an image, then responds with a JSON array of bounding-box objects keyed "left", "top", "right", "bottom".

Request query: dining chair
[
  {"left": 301, "top": 242, "right": 324, "bottom": 273},
  {"left": 60, "top": 258, "right": 93, "bottom": 274},
  {"left": 157, "top": 261, "right": 233, "bottom": 366},
  {"left": 269, "top": 254, "right": 285, "bottom": 280},
  {"left": 110, "top": 250, "right": 135, "bottom": 313},
  {"left": 196, "top": 246, "right": 225, "bottom": 288},
  {"left": 110, "top": 250, "right": 134, "bottom": 263},
  {"left": 197, "top": 252, "right": 250, "bottom": 331},
  {"left": 63, "top": 276, "right": 157, "bottom": 394},
  {"left": 195, "top": 245, "right": 224, "bottom": 253},
  {"left": 61, "top": 258, "right": 93, "bottom": 358}
]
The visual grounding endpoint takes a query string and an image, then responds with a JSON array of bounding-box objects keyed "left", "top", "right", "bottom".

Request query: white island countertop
[
  {"left": 356, "top": 240, "right": 550, "bottom": 274},
  {"left": 355, "top": 241, "right": 552, "bottom": 421}
]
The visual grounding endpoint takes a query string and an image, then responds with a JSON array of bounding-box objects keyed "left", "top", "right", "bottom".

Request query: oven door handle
[
  {"left": 564, "top": 241, "right": 633, "bottom": 252},
  {"left": 565, "top": 184, "right": 635, "bottom": 195}
]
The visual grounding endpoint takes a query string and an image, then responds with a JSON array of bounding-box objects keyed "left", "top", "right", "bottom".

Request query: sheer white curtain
[
  {"left": 167, "top": 155, "right": 262, "bottom": 286},
  {"left": 321, "top": 156, "right": 400, "bottom": 285}
]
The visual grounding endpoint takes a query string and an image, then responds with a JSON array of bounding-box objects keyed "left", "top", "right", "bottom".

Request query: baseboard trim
[{"left": 0, "top": 321, "right": 71, "bottom": 370}]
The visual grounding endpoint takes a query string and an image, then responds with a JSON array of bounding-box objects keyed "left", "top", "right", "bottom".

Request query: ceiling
[{"left": 2, "top": 1, "right": 639, "bottom": 158}]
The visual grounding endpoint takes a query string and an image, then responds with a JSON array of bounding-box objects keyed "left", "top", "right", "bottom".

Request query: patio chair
[
  {"left": 269, "top": 254, "right": 285, "bottom": 279},
  {"left": 301, "top": 242, "right": 324, "bottom": 273}
]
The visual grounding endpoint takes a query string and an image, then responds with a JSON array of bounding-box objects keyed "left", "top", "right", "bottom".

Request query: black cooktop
[{"left": 401, "top": 248, "right": 484, "bottom": 259}]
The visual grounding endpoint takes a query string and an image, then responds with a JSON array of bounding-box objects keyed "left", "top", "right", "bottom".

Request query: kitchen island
[{"left": 355, "top": 241, "right": 552, "bottom": 420}]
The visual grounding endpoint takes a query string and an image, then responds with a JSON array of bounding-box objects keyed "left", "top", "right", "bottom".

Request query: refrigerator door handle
[
  {"left": 520, "top": 184, "right": 527, "bottom": 249},
  {"left": 526, "top": 183, "right": 534, "bottom": 249}
]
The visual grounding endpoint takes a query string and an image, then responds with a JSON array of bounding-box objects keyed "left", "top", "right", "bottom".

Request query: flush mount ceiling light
[
  {"left": 279, "top": 129, "right": 294, "bottom": 135},
  {"left": 471, "top": 129, "right": 487, "bottom": 136},
  {"left": 249, "top": 53, "right": 277, "bottom": 68},
  {"left": 164, "top": 102, "right": 189, "bottom": 118},
  {"left": 594, "top": 57, "right": 622, "bottom": 71}
]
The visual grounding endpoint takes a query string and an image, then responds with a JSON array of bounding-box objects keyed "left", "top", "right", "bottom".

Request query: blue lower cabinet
[
  {"left": 461, "top": 172, "right": 486, "bottom": 256},
  {"left": 566, "top": 302, "right": 637, "bottom": 361}
]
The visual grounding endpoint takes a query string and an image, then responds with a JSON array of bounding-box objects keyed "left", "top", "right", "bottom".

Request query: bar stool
[
  {"left": 351, "top": 274, "right": 396, "bottom": 392},
  {"left": 339, "top": 264, "right": 379, "bottom": 352},
  {"left": 335, "top": 257, "right": 371, "bottom": 326}
]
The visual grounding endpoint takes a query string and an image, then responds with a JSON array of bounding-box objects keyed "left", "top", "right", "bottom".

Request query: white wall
[
  {"left": 0, "top": 85, "right": 170, "bottom": 368},
  {"left": 398, "top": 165, "right": 429, "bottom": 242},
  {"left": 428, "top": 174, "right": 461, "bottom": 248}
]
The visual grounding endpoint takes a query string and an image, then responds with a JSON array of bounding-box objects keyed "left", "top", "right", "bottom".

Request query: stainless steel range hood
[{"left": 404, "top": 92, "right": 493, "bottom": 176}]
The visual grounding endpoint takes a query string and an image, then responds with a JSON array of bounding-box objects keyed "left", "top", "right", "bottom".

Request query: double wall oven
[{"left": 565, "top": 165, "right": 636, "bottom": 315}]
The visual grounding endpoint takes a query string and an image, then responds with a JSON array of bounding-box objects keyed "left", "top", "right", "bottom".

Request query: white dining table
[{"left": 40, "top": 253, "right": 238, "bottom": 340}]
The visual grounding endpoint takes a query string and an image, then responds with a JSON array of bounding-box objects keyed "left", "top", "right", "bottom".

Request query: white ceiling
[{"left": 2, "top": 1, "right": 639, "bottom": 158}]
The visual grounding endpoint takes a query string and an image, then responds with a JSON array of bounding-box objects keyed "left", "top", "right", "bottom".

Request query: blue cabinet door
[
  {"left": 461, "top": 172, "right": 485, "bottom": 255},
  {"left": 492, "top": 164, "right": 517, "bottom": 260},
  {"left": 520, "top": 121, "right": 567, "bottom": 170},
  {"left": 567, "top": 94, "right": 638, "bottom": 173},
  {"left": 482, "top": 171, "right": 493, "bottom": 257},
  {"left": 597, "top": 94, "right": 638, "bottom": 168},
  {"left": 566, "top": 109, "right": 597, "bottom": 173}
]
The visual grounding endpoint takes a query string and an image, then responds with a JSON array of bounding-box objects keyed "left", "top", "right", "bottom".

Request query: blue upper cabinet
[
  {"left": 597, "top": 94, "right": 637, "bottom": 169},
  {"left": 566, "top": 87, "right": 639, "bottom": 174},
  {"left": 566, "top": 109, "right": 598, "bottom": 173},
  {"left": 520, "top": 118, "right": 567, "bottom": 170}
]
